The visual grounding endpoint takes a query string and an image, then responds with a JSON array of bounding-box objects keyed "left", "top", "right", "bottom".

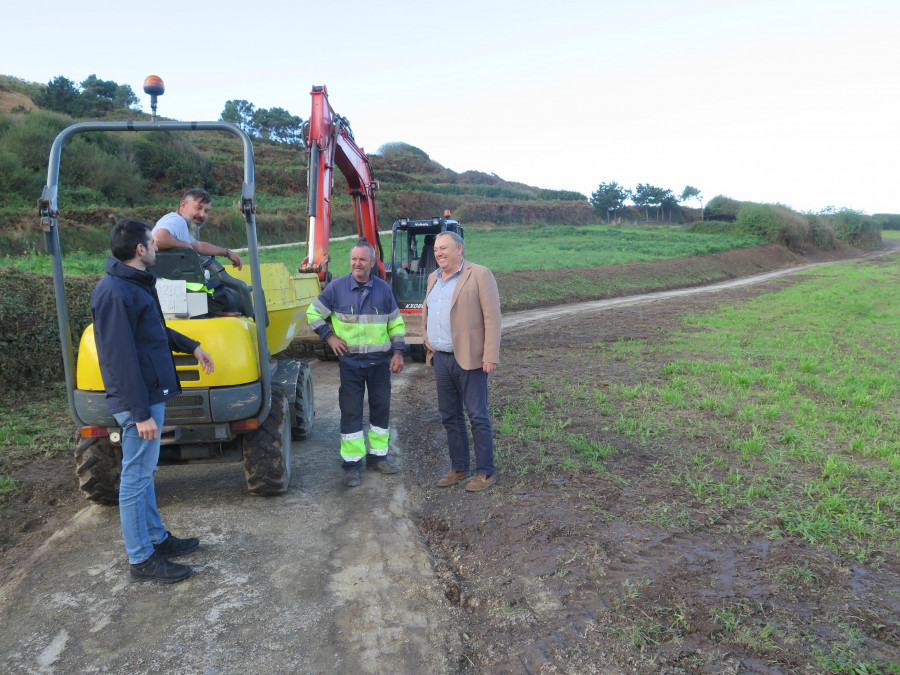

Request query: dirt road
[{"left": 0, "top": 362, "right": 460, "bottom": 674}]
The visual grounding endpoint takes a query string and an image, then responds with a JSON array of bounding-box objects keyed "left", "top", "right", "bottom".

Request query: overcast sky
[{"left": 4, "top": 0, "right": 898, "bottom": 214}]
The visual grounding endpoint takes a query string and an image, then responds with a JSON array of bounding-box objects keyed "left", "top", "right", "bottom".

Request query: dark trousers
[
  {"left": 338, "top": 359, "right": 391, "bottom": 468},
  {"left": 207, "top": 284, "right": 238, "bottom": 314},
  {"left": 433, "top": 351, "right": 495, "bottom": 477}
]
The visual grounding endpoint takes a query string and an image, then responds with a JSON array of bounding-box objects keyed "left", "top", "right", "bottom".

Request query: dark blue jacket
[
  {"left": 306, "top": 273, "right": 405, "bottom": 368},
  {"left": 90, "top": 256, "right": 200, "bottom": 423}
]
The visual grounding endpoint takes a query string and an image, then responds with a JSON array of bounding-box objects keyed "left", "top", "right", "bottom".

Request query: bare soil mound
[
  {"left": 0, "top": 84, "right": 35, "bottom": 114},
  {"left": 497, "top": 241, "right": 862, "bottom": 312}
]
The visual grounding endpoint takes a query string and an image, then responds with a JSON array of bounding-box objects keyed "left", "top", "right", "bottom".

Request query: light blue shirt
[{"left": 426, "top": 262, "right": 463, "bottom": 352}]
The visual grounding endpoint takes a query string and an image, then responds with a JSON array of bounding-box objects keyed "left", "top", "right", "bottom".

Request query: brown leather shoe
[
  {"left": 465, "top": 474, "right": 495, "bottom": 492},
  {"left": 436, "top": 470, "right": 472, "bottom": 487}
]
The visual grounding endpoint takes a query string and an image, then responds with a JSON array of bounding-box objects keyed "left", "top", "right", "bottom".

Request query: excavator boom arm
[{"left": 301, "top": 85, "right": 384, "bottom": 281}]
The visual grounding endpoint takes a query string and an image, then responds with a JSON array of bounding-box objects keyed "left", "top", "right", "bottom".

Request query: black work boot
[
  {"left": 343, "top": 464, "right": 362, "bottom": 487},
  {"left": 154, "top": 531, "right": 200, "bottom": 558},
  {"left": 129, "top": 551, "right": 191, "bottom": 583}
]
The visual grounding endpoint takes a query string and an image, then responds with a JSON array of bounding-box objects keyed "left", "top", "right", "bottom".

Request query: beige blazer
[{"left": 422, "top": 261, "right": 501, "bottom": 370}]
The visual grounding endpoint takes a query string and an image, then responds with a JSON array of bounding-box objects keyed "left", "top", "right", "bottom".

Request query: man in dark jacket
[{"left": 91, "top": 220, "right": 214, "bottom": 583}]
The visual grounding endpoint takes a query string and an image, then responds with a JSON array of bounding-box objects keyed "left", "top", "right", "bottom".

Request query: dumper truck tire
[
  {"left": 74, "top": 436, "right": 122, "bottom": 505},
  {"left": 409, "top": 344, "right": 427, "bottom": 363},
  {"left": 291, "top": 361, "right": 314, "bottom": 440},
  {"left": 242, "top": 388, "right": 292, "bottom": 495}
]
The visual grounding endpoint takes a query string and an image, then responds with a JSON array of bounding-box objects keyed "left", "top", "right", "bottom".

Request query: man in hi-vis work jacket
[{"left": 306, "top": 241, "right": 405, "bottom": 487}]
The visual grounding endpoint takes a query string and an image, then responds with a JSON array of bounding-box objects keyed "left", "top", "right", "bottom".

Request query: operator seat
[
  {"left": 419, "top": 235, "right": 438, "bottom": 276},
  {"left": 153, "top": 247, "right": 206, "bottom": 285},
  {"left": 153, "top": 248, "right": 254, "bottom": 318}
]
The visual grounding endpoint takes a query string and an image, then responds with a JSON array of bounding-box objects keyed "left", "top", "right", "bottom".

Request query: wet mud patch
[{"left": 0, "top": 454, "right": 82, "bottom": 584}]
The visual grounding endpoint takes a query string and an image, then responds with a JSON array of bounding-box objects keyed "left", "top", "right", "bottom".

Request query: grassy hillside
[
  {"left": 0, "top": 74, "right": 889, "bottom": 398},
  {"left": 0, "top": 75, "right": 592, "bottom": 256},
  {"left": 1, "top": 74, "right": 891, "bottom": 260}
]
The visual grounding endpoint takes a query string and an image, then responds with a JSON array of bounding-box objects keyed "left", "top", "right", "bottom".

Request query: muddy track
[{"left": 0, "top": 364, "right": 460, "bottom": 674}]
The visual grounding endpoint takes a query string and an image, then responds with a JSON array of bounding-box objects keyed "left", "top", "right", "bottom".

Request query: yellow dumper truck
[{"left": 41, "top": 77, "right": 321, "bottom": 503}]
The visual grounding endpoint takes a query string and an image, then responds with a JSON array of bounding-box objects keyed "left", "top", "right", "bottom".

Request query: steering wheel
[{"left": 200, "top": 255, "right": 226, "bottom": 281}]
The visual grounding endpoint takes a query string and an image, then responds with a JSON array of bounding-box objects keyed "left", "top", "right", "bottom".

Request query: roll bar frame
[{"left": 39, "top": 120, "right": 271, "bottom": 428}]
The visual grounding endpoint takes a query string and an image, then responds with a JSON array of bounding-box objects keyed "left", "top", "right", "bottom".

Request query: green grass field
[
  {"left": 495, "top": 256, "right": 900, "bottom": 562},
  {"left": 485, "top": 253, "right": 900, "bottom": 671},
  {"left": 0, "top": 223, "right": 766, "bottom": 277}
]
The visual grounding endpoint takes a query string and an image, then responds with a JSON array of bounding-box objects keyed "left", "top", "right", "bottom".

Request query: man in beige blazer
[{"left": 423, "top": 231, "right": 501, "bottom": 492}]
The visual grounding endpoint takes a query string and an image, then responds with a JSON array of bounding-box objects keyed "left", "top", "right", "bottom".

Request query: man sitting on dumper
[{"left": 152, "top": 188, "right": 242, "bottom": 314}]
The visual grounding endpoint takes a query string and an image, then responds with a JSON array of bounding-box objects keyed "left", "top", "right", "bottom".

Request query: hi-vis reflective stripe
[
  {"left": 332, "top": 309, "right": 401, "bottom": 324},
  {"left": 306, "top": 291, "right": 406, "bottom": 354},
  {"left": 368, "top": 424, "right": 389, "bottom": 454},
  {"left": 184, "top": 281, "right": 214, "bottom": 296},
  {"left": 340, "top": 430, "right": 366, "bottom": 459},
  {"left": 344, "top": 340, "right": 392, "bottom": 354},
  {"left": 307, "top": 298, "right": 331, "bottom": 332},
  {"left": 330, "top": 315, "right": 404, "bottom": 354}
]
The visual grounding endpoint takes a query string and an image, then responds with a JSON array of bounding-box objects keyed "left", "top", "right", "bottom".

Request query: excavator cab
[{"left": 388, "top": 215, "right": 462, "bottom": 310}]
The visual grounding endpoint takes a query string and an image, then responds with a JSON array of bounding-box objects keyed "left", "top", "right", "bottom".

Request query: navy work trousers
[
  {"left": 338, "top": 359, "right": 391, "bottom": 467},
  {"left": 433, "top": 351, "right": 495, "bottom": 477}
]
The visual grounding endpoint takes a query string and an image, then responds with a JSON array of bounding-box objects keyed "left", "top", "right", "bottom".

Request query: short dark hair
[
  {"left": 182, "top": 188, "right": 212, "bottom": 204},
  {"left": 110, "top": 219, "right": 152, "bottom": 262}
]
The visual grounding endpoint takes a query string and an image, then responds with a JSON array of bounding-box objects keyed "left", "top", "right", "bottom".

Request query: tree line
[
  {"left": 36, "top": 75, "right": 139, "bottom": 117},
  {"left": 590, "top": 182, "right": 703, "bottom": 223},
  {"left": 35, "top": 75, "right": 305, "bottom": 147},
  {"left": 219, "top": 100, "right": 304, "bottom": 146}
]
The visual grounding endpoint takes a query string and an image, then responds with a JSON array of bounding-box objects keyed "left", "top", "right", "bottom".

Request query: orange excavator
[
  {"left": 299, "top": 85, "right": 384, "bottom": 283},
  {"left": 297, "top": 86, "right": 463, "bottom": 361}
]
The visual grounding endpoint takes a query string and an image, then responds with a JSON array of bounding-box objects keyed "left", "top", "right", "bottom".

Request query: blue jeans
[
  {"left": 113, "top": 403, "right": 168, "bottom": 564},
  {"left": 433, "top": 351, "right": 495, "bottom": 477}
]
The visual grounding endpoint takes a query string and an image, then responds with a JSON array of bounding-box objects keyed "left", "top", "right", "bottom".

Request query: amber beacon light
[{"left": 142, "top": 75, "right": 165, "bottom": 121}]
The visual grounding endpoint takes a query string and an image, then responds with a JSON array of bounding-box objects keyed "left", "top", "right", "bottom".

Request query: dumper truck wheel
[
  {"left": 242, "top": 388, "right": 292, "bottom": 495},
  {"left": 74, "top": 436, "right": 122, "bottom": 505},
  {"left": 291, "top": 360, "right": 314, "bottom": 440},
  {"left": 410, "top": 344, "right": 427, "bottom": 363}
]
